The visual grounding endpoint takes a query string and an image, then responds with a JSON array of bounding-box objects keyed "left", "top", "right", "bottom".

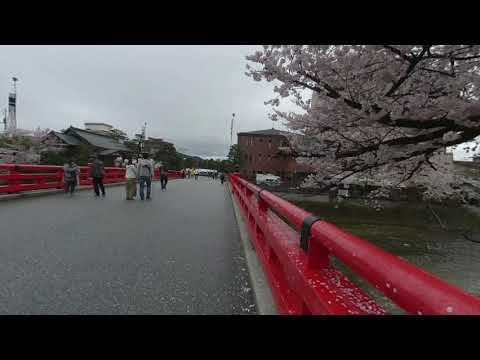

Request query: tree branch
[
  {"left": 385, "top": 46, "right": 431, "bottom": 97},
  {"left": 292, "top": 127, "right": 480, "bottom": 163},
  {"left": 418, "top": 66, "right": 455, "bottom": 78},
  {"left": 375, "top": 114, "right": 472, "bottom": 131},
  {"left": 382, "top": 46, "right": 412, "bottom": 62}
]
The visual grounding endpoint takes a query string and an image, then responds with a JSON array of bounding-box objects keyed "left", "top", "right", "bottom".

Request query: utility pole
[
  {"left": 137, "top": 122, "right": 147, "bottom": 156},
  {"left": 7, "top": 77, "right": 18, "bottom": 137},
  {"left": 230, "top": 113, "right": 235, "bottom": 147},
  {"left": 2, "top": 108, "right": 7, "bottom": 133}
]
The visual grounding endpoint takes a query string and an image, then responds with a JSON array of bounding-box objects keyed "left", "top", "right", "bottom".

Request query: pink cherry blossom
[{"left": 246, "top": 45, "right": 480, "bottom": 202}]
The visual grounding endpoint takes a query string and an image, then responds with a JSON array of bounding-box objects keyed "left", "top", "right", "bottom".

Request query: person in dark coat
[
  {"left": 160, "top": 165, "right": 169, "bottom": 190},
  {"left": 90, "top": 155, "right": 106, "bottom": 198},
  {"left": 219, "top": 172, "right": 226, "bottom": 184}
]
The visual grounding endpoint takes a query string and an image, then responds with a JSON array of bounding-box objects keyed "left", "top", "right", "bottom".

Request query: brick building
[{"left": 237, "top": 128, "right": 312, "bottom": 183}]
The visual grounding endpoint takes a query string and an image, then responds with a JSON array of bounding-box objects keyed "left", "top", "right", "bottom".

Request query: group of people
[
  {"left": 180, "top": 168, "right": 226, "bottom": 184},
  {"left": 183, "top": 168, "right": 199, "bottom": 180},
  {"left": 62, "top": 156, "right": 228, "bottom": 201},
  {"left": 63, "top": 153, "right": 169, "bottom": 201},
  {"left": 63, "top": 155, "right": 108, "bottom": 198}
]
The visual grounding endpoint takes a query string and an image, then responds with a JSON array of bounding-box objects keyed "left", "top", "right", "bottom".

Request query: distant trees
[
  {"left": 0, "top": 135, "right": 13, "bottom": 148},
  {"left": 39, "top": 151, "right": 69, "bottom": 165},
  {"left": 191, "top": 146, "right": 242, "bottom": 173},
  {"left": 153, "top": 142, "right": 183, "bottom": 170},
  {"left": 15, "top": 136, "right": 33, "bottom": 151},
  {"left": 227, "top": 144, "right": 241, "bottom": 172},
  {"left": 0, "top": 135, "right": 33, "bottom": 151},
  {"left": 40, "top": 144, "right": 93, "bottom": 165}
]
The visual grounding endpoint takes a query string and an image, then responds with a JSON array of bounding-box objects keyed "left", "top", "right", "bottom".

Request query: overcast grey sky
[
  {"left": 0, "top": 45, "right": 476, "bottom": 160},
  {"left": 0, "top": 45, "right": 291, "bottom": 158}
]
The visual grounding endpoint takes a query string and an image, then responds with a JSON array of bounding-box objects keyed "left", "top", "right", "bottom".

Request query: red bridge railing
[
  {"left": 228, "top": 172, "right": 480, "bottom": 315},
  {"left": 0, "top": 164, "right": 184, "bottom": 194}
]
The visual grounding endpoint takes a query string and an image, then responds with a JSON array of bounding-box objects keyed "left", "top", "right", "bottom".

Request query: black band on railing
[{"left": 300, "top": 215, "right": 322, "bottom": 252}]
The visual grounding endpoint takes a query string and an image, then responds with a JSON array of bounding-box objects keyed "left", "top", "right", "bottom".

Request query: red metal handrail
[
  {"left": 228, "top": 172, "right": 480, "bottom": 315},
  {"left": 0, "top": 164, "right": 184, "bottom": 194}
]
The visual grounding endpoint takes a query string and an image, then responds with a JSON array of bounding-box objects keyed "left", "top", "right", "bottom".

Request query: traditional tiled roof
[
  {"left": 65, "top": 127, "right": 129, "bottom": 151},
  {"left": 53, "top": 131, "right": 81, "bottom": 146},
  {"left": 99, "top": 149, "right": 121, "bottom": 156}
]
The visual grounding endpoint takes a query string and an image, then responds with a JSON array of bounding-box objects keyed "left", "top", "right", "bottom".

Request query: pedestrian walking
[
  {"left": 219, "top": 171, "right": 226, "bottom": 184},
  {"left": 125, "top": 158, "right": 138, "bottom": 200},
  {"left": 132, "top": 159, "right": 138, "bottom": 198},
  {"left": 160, "top": 165, "right": 169, "bottom": 190},
  {"left": 194, "top": 168, "right": 199, "bottom": 180},
  {"left": 137, "top": 155, "right": 153, "bottom": 200},
  {"left": 64, "top": 160, "right": 80, "bottom": 196},
  {"left": 90, "top": 155, "right": 106, "bottom": 198}
]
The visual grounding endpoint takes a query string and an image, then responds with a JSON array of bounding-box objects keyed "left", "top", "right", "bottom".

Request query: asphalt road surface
[{"left": 0, "top": 177, "right": 257, "bottom": 314}]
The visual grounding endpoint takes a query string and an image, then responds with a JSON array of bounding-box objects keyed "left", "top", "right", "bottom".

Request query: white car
[
  {"left": 256, "top": 174, "right": 281, "bottom": 186},
  {"left": 198, "top": 169, "right": 216, "bottom": 176}
]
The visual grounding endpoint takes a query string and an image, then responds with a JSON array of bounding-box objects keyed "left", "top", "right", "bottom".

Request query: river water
[{"left": 333, "top": 229, "right": 480, "bottom": 314}]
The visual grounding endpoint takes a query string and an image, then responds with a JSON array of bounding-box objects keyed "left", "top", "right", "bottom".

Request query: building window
[
  {"left": 258, "top": 153, "right": 262, "bottom": 159},
  {"left": 244, "top": 154, "right": 248, "bottom": 160}
]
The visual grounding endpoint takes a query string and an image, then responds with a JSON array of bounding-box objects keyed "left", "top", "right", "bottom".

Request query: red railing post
[
  {"left": 10, "top": 165, "right": 20, "bottom": 194},
  {"left": 305, "top": 222, "right": 331, "bottom": 271},
  {"left": 57, "top": 167, "right": 64, "bottom": 189},
  {"left": 258, "top": 192, "right": 268, "bottom": 213}
]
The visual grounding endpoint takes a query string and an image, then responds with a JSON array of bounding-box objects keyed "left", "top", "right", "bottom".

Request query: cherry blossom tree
[{"left": 246, "top": 45, "right": 480, "bottom": 202}]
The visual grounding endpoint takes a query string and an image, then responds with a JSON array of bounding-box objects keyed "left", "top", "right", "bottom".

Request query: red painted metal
[
  {"left": 0, "top": 164, "right": 184, "bottom": 194},
  {"left": 228, "top": 172, "right": 480, "bottom": 315}
]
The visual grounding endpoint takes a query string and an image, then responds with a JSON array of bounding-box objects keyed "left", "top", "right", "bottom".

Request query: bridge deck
[{"left": 0, "top": 178, "right": 256, "bottom": 314}]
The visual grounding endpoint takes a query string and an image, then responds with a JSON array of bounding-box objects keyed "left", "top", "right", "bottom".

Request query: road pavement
[{"left": 0, "top": 177, "right": 256, "bottom": 314}]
